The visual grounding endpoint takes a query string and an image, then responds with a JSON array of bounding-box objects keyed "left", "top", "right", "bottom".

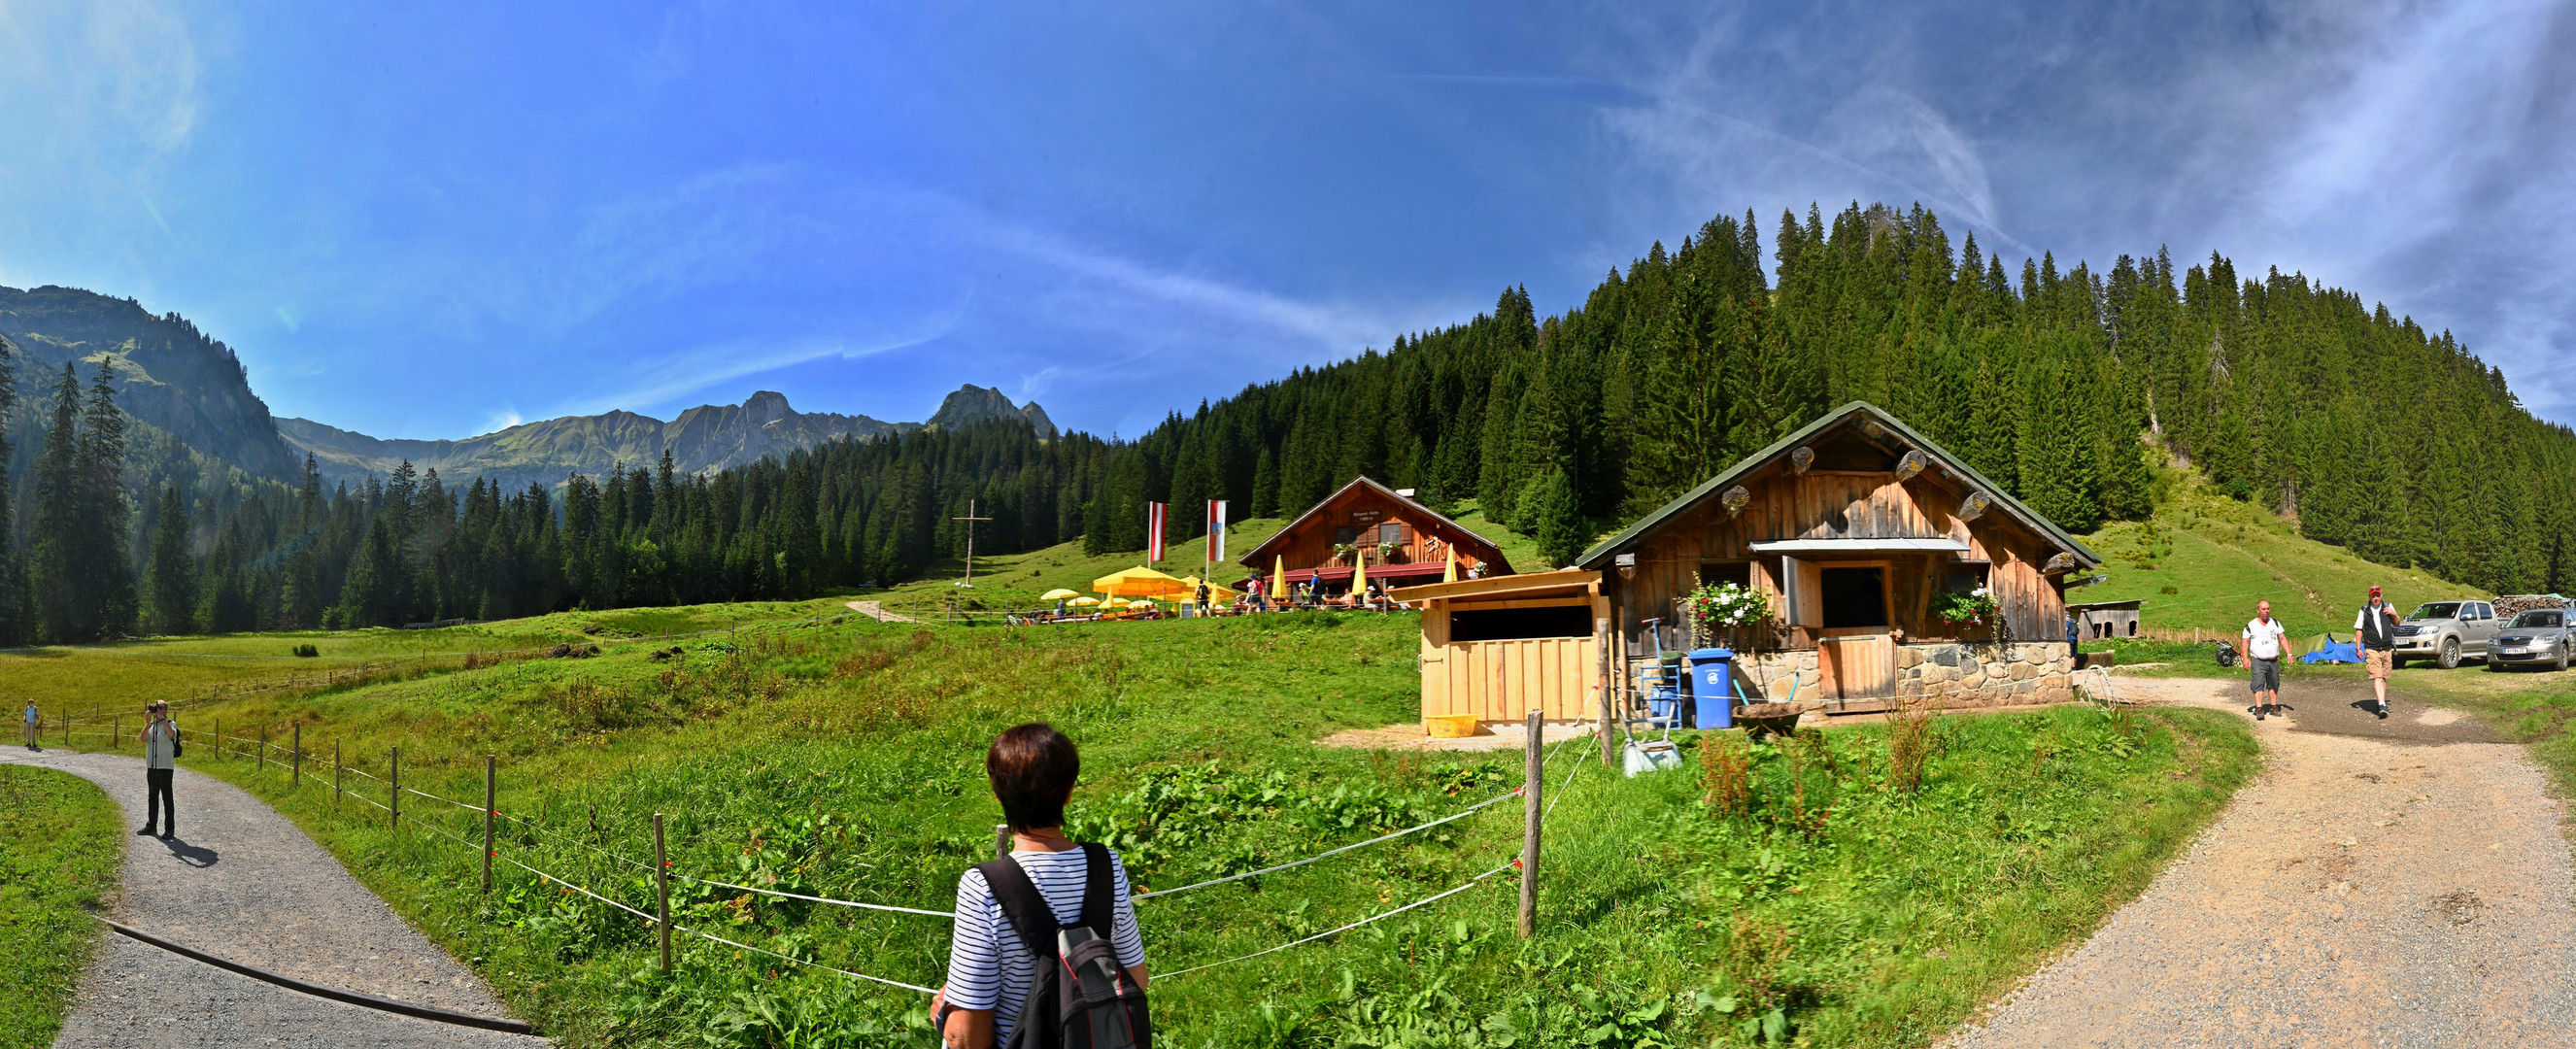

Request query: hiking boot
[
  {"left": 2251, "top": 706, "right": 2266, "bottom": 721},
  {"left": 135, "top": 827, "right": 157, "bottom": 836},
  {"left": 2375, "top": 703, "right": 2390, "bottom": 720}
]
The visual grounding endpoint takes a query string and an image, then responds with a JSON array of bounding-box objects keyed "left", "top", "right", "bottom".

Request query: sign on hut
[{"left": 1576, "top": 402, "right": 2103, "bottom": 717}]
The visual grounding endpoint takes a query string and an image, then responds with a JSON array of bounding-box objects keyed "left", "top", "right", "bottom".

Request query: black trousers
[{"left": 146, "top": 767, "right": 176, "bottom": 832}]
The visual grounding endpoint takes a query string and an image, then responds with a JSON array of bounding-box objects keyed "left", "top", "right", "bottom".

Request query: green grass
[
  {"left": 0, "top": 764, "right": 122, "bottom": 1049},
  {"left": 2076, "top": 466, "right": 2487, "bottom": 643},
  {"left": 55, "top": 611, "right": 2256, "bottom": 1047},
  {"left": 5, "top": 598, "right": 859, "bottom": 727}
]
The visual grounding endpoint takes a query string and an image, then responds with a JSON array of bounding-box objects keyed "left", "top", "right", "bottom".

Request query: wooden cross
[{"left": 954, "top": 499, "right": 993, "bottom": 588}]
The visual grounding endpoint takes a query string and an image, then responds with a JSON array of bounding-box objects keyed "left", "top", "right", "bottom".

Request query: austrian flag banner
[
  {"left": 1147, "top": 501, "right": 1167, "bottom": 562},
  {"left": 1207, "top": 500, "right": 1228, "bottom": 562}
]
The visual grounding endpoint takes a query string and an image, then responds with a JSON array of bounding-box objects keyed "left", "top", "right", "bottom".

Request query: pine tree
[
  {"left": 28, "top": 364, "right": 85, "bottom": 642},
  {"left": 146, "top": 485, "right": 197, "bottom": 634}
]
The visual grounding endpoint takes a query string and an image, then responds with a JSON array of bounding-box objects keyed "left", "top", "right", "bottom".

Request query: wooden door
[{"left": 1816, "top": 630, "right": 1896, "bottom": 700}]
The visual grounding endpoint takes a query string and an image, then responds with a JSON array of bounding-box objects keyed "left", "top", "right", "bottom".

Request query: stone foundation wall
[{"left": 1730, "top": 642, "right": 2074, "bottom": 709}]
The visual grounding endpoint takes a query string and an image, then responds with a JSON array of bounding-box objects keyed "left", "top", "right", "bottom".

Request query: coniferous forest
[{"left": 1, "top": 200, "right": 2569, "bottom": 639}]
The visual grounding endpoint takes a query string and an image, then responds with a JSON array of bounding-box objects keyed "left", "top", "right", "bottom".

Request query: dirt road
[{"left": 1945, "top": 675, "right": 2576, "bottom": 1047}]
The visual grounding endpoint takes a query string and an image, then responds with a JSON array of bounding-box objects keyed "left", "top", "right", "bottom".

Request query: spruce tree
[
  {"left": 146, "top": 485, "right": 197, "bottom": 634},
  {"left": 28, "top": 364, "right": 84, "bottom": 642}
]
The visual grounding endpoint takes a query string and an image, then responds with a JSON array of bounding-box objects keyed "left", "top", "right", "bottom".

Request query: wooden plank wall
[
  {"left": 1607, "top": 462, "right": 2070, "bottom": 654},
  {"left": 1419, "top": 597, "right": 1604, "bottom": 722}
]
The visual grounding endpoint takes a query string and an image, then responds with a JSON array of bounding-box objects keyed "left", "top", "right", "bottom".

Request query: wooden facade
[
  {"left": 1239, "top": 476, "right": 1510, "bottom": 592},
  {"left": 1578, "top": 403, "right": 2101, "bottom": 707},
  {"left": 1393, "top": 571, "right": 1608, "bottom": 724}
]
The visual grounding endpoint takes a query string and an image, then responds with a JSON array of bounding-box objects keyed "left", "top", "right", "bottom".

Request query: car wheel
[
  {"left": 2439, "top": 637, "right": 2460, "bottom": 669},
  {"left": 2558, "top": 644, "right": 2570, "bottom": 673}
]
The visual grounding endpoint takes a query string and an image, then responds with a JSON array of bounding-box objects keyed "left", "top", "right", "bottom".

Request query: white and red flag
[
  {"left": 1147, "top": 501, "right": 1167, "bottom": 562},
  {"left": 1206, "top": 500, "right": 1228, "bottom": 562}
]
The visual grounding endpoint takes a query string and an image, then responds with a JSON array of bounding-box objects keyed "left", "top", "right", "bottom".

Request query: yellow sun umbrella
[
  {"left": 1101, "top": 597, "right": 1131, "bottom": 609},
  {"left": 1442, "top": 558, "right": 1459, "bottom": 584},
  {"left": 1271, "top": 556, "right": 1288, "bottom": 599},
  {"left": 1351, "top": 556, "right": 1368, "bottom": 595},
  {"left": 1039, "top": 588, "right": 1082, "bottom": 601},
  {"left": 1069, "top": 596, "right": 1101, "bottom": 607},
  {"left": 1094, "top": 564, "right": 1191, "bottom": 598}
]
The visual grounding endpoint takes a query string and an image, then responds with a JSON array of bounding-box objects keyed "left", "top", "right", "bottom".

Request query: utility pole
[{"left": 953, "top": 499, "right": 992, "bottom": 589}]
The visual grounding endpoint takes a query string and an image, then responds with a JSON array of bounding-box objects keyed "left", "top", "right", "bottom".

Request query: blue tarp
[{"left": 2299, "top": 637, "right": 2362, "bottom": 664}]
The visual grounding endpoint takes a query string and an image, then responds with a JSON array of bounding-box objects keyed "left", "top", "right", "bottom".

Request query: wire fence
[{"left": 62, "top": 716, "right": 1598, "bottom": 997}]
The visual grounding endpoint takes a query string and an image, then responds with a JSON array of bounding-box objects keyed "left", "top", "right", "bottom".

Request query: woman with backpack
[{"left": 934, "top": 723, "right": 1149, "bottom": 1048}]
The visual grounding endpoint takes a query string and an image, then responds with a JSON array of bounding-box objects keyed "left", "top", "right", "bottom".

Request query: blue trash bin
[{"left": 1684, "top": 648, "right": 1735, "bottom": 729}]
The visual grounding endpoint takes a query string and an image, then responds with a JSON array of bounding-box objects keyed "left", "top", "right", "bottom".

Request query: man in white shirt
[
  {"left": 2353, "top": 585, "right": 2399, "bottom": 719},
  {"left": 2244, "top": 600, "right": 2289, "bottom": 720}
]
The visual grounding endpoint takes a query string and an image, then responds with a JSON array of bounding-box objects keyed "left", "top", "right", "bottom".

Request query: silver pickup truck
[{"left": 2391, "top": 600, "right": 2500, "bottom": 669}]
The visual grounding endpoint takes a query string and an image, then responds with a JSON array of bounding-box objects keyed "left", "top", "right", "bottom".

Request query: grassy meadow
[
  {"left": 2075, "top": 465, "right": 2491, "bottom": 645},
  {"left": 0, "top": 764, "right": 121, "bottom": 1049},
  {"left": 30, "top": 605, "right": 2257, "bottom": 1048}
]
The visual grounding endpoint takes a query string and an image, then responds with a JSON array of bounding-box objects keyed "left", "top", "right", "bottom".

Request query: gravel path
[
  {"left": 1944, "top": 676, "right": 2576, "bottom": 1048},
  {"left": 845, "top": 600, "right": 919, "bottom": 623},
  {"left": 0, "top": 748, "right": 545, "bottom": 1048}
]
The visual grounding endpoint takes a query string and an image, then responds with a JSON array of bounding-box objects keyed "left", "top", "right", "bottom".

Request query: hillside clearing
[{"left": 42, "top": 611, "right": 2254, "bottom": 1046}]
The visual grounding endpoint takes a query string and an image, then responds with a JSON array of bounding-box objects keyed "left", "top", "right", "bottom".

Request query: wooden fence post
[
  {"left": 483, "top": 756, "right": 496, "bottom": 894},
  {"left": 654, "top": 814, "right": 672, "bottom": 974},
  {"left": 1597, "top": 624, "right": 1614, "bottom": 767},
  {"left": 258, "top": 725, "right": 267, "bottom": 771},
  {"left": 390, "top": 747, "right": 401, "bottom": 830},
  {"left": 1519, "top": 708, "right": 1542, "bottom": 938},
  {"left": 292, "top": 725, "right": 302, "bottom": 787},
  {"left": 115, "top": 713, "right": 121, "bottom": 751},
  {"left": 214, "top": 717, "right": 220, "bottom": 759},
  {"left": 334, "top": 739, "right": 343, "bottom": 802}
]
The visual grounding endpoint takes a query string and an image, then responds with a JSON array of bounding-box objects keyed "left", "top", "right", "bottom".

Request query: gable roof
[
  {"left": 1239, "top": 475, "right": 1511, "bottom": 572},
  {"left": 1575, "top": 401, "right": 2102, "bottom": 570}
]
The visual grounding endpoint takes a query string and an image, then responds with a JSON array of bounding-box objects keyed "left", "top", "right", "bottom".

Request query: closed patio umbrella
[{"left": 1271, "top": 556, "right": 1289, "bottom": 599}]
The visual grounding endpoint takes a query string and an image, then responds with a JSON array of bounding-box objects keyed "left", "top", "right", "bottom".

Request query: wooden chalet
[
  {"left": 1576, "top": 402, "right": 2103, "bottom": 713},
  {"left": 1389, "top": 569, "right": 1608, "bottom": 725},
  {"left": 1238, "top": 477, "right": 1510, "bottom": 595}
]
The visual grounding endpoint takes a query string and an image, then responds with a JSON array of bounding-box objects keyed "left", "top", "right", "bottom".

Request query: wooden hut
[
  {"left": 1388, "top": 570, "right": 1607, "bottom": 725},
  {"left": 2066, "top": 599, "right": 2144, "bottom": 640},
  {"left": 1576, "top": 402, "right": 2103, "bottom": 714},
  {"left": 1237, "top": 477, "right": 1510, "bottom": 597}
]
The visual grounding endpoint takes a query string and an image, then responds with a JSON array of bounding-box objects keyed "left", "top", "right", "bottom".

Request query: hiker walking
[
  {"left": 21, "top": 700, "right": 37, "bottom": 750},
  {"left": 933, "top": 723, "right": 1148, "bottom": 1047},
  {"left": 2355, "top": 584, "right": 2399, "bottom": 719},
  {"left": 2244, "top": 600, "right": 2289, "bottom": 721},
  {"left": 137, "top": 701, "right": 181, "bottom": 838}
]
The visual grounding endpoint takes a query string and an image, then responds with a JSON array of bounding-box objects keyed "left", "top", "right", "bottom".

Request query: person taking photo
[{"left": 137, "top": 700, "right": 181, "bottom": 838}]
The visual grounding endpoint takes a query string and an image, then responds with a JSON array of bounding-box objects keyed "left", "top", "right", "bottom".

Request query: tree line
[{"left": 2, "top": 199, "right": 2568, "bottom": 640}]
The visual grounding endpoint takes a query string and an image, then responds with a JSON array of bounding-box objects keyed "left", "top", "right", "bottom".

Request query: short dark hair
[{"left": 987, "top": 723, "right": 1080, "bottom": 831}]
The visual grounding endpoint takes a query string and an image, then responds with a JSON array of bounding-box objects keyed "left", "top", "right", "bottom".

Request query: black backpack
[{"left": 976, "top": 844, "right": 1151, "bottom": 1049}]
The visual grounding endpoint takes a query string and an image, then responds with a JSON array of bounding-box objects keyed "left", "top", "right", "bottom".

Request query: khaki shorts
[{"left": 2364, "top": 648, "right": 2392, "bottom": 681}]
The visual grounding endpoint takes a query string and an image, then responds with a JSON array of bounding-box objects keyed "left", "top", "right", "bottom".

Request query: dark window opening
[
  {"left": 2127, "top": 620, "right": 2139, "bottom": 637},
  {"left": 1820, "top": 567, "right": 1888, "bottom": 628},
  {"left": 1378, "top": 523, "right": 1405, "bottom": 545},
  {"left": 1698, "top": 561, "right": 1752, "bottom": 590},
  {"left": 1450, "top": 604, "right": 1593, "bottom": 642},
  {"left": 1944, "top": 567, "right": 1986, "bottom": 595},
  {"left": 1334, "top": 525, "right": 1360, "bottom": 545}
]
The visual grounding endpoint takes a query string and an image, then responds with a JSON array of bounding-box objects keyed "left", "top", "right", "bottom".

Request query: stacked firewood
[{"left": 2493, "top": 594, "right": 2574, "bottom": 620}]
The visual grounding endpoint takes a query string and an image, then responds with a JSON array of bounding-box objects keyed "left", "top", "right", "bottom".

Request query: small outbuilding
[
  {"left": 1238, "top": 476, "right": 1511, "bottom": 596},
  {"left": 1388, "top": 569, "right": 1607, "bottom": 725},
  {"left": 1576, "top": 401, "right": 2104, "bottom": 714},
  {"left": 2066, "top": 599, "right": 2144, "bottom": 640}
]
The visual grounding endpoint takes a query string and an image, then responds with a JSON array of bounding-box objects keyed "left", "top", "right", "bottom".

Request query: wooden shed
[
  {"left": 2066, "top": 599, "right": 2144, "bottom": 640},
  {"left": 1389, "top": 570, "right": 1608, "bottom": 725},
  {"left": 1576, "top": 402, "right": 2103, "bottom": 714},
  {"left": 1238, "top": 476, "right": 1511, "bottom": 596}
]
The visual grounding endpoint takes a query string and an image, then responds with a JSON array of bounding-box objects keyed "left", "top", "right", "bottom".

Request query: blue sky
[{"left": 3, "top": 1, "right": 2571, "bottom": 439}]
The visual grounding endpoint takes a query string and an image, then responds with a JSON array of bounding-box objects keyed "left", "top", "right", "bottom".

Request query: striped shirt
[{"left": 944, "top": 847, "right": 1145, "bottom": 1046}]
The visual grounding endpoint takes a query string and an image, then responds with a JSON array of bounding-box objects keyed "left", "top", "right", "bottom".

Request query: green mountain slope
[{"left": 2076, "top": 461, "right": 2490, "bottom": 642}]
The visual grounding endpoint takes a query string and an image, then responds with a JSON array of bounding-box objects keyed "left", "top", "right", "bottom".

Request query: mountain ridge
[{"left": 280, "top": 384, "right": 1056, "bottom": 492}]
